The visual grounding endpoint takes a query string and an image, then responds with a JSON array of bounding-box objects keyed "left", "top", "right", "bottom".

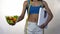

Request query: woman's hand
[{"left": 39, "top": 23, "right": 48, "bottom": 29}]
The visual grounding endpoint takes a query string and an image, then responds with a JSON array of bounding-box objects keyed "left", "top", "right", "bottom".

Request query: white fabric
[
  {"left": 24, "top": 21, "right": 43, "bottom": 34},
  {"left": 37, "top": 7, "right": 48, "bottom": 27}
]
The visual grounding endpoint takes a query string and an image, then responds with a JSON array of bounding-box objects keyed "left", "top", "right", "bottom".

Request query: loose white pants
[{"left": 24, "top": 21, "right": 43, "bottom": 34}]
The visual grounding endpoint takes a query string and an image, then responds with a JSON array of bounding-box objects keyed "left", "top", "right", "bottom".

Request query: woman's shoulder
[
  {"left": 24, "top": 1, "right": 28, "bottom": 3},
  {"left": 42, "top": 1, "right": 48, "bottom": 6},
  {"left": 23, "top": 1, "right": 28, "bottom": 6}
]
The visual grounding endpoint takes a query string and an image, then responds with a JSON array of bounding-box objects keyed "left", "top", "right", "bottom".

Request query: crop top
[{"left": 26, "top": 5, "right": 43, "bottom": 14}]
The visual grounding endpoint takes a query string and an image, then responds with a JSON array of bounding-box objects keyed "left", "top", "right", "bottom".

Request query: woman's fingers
[{"left": 39, "top": 23, "right": 47, "bottom": 29}]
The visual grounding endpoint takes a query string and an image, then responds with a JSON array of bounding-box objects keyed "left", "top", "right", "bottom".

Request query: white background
[{"left": 0, "top": 0, "right": 60, "bottom": 34}]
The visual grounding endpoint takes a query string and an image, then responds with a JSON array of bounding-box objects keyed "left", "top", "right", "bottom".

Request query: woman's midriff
[{"left": 28, "top": 14, "right": 39, "bottom": 23}]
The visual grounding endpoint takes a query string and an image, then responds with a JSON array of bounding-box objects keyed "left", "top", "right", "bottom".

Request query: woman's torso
[{"left": 27, "top": 1, "right": 44, "bottom": 23}]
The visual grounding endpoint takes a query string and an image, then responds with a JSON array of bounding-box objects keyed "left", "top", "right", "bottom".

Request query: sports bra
[
  {"left": 29, "top": 5, "right": 43, "bottom": 14},
  {"left": 26, "top": 5, "right": 43, "bottom": 14}
]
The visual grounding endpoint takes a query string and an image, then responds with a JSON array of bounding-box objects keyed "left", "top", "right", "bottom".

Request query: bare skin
[{"left": 16, "top": 0, "right": 53, "bottom": 28}]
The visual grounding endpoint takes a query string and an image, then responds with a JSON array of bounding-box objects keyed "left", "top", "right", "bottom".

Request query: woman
[{"left": 13, "top": 0, "right": 53, "bottom": 34}]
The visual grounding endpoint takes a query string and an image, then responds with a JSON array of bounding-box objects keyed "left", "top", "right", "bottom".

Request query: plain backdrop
[{"left": 0, "top": 0, "right": 60, "bottom": 34}]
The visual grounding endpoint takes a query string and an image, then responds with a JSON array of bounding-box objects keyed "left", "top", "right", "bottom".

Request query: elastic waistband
[{"left": 28, "top": 21, "right": 37, "bottom": 24}]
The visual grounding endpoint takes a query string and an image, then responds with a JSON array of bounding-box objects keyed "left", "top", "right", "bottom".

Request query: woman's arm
[
  {"left": 40, "top": 1, "right": 53, "bottom": 28},
  {"left": 17, "top": 1, "right": 28, "bottom": 22},
  {"left": 43, "top": 1, "right": 53, "bottom": 24}
]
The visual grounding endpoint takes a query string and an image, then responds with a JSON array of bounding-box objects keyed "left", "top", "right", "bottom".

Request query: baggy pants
[{"left": 24, "top": 21, "right": 44, "bottom": 34}]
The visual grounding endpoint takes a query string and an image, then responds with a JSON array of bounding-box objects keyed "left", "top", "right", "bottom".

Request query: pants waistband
[{"left": 28, "top": 21, "right": 37, "bottom": 25}]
